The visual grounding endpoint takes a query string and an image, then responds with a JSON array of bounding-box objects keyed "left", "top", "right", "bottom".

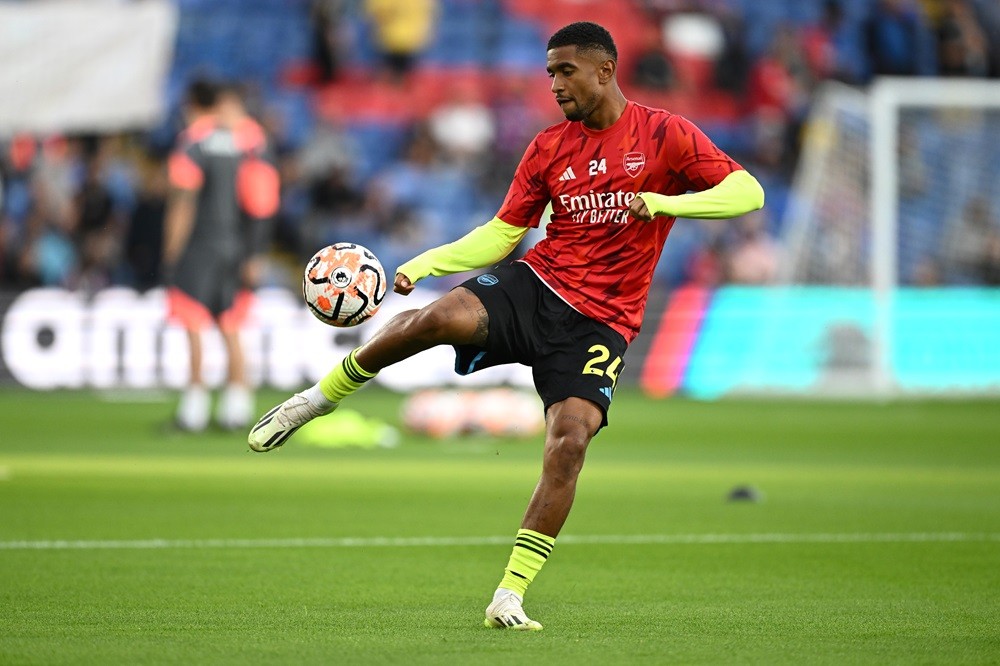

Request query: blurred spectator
[
  {"left": 124, "top": 151, "right": 167, "bottom": 291},
  {"left": 686, "top": 233, "right": 726, "bottom": 288},
  {"left": 746, "top": 25, "right": 813, "bottom": 175},
  {"left": 970, "top": 0, "right": 1000, "bottom": 77},
  {"left": 912, "top": 256, "right": 943, "bottom": 286},
  {"left": 801, "top": 0, "right": 866, "bottom": 84},
  {"left": 427, "top": 83, "right": 496, "bottom": 167},
  {"left": 73, "top": 135, "right": 126, "bottom": 292},
  {"left": 712, "top": 5, "right": 751, "bottom": 94},
  {"left": 747, "top": 24, "right": 812, "bottom": 120},
  {"left": 363, "top": 121, "right": 480, "bottom": 277},
  {"left": 936, "top": 0, "right": 990, "bottom": 77},
  {"left": 863, "top": 0, "right": 937, "bottom": 79},
  {"left": 311, "top": 0, "right": 350, "bottom": 83},
  {"left": 484, "top": 78, "right": 546, "bottom": 207},
  {"left": 0, "top": 135, "right": 38, "bottom": 283},
  {"left": 981, "top": 230, "right": 1000, "bottom": 285},
  {"left": 898, "top": 123, "right": 929, "bottom": 200},
  {"left": 662, "top": 9, "right": 726, "bottom": 93},
  {"left": 364, "top": 124, "right": 443, "bottom": 259},
  {"left": 307, "top": 161, "right": 368, "bottom": 250},
  {"left": 363, "top": 0, "right": 438, "bottom": 84},
  {"left": 726, "top": 211, "right": 781, "bottom": 284},
  {"left": 291, "top": 119, "right": 363, "bottom": 254},
  {"left": 942, "top": 196, "right": 1000, "bottom": 283},
  {"left": 17, "top": 137, "right": 80, "bottom": 288},
  {"left": 630, "top": 31, "right": 674, "bottom": 90}
]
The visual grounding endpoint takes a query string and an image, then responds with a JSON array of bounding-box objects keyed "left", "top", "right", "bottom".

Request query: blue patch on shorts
[{"left": 477, "top": 273, "right": 499, "bottom": 286}]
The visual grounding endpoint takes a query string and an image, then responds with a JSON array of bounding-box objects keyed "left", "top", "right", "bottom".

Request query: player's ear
[{"left": 598, "top": 58, "right": 616, "bottom": 84}]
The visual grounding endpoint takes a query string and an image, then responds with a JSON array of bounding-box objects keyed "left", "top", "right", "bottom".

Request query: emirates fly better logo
[
  {"left": 623, "top": 152, "right": 645, "bottom": 178},
  {"left": 558, "top": 190, "right": 638, "bottom": 225}
]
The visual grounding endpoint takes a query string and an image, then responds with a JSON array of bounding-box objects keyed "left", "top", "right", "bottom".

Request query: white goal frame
[
  {"left": 781, "top": 77, "right": 1000, "bottom": 397},
  {"left": 869, "top": 78, "right": 1000, "bottom": 395}
]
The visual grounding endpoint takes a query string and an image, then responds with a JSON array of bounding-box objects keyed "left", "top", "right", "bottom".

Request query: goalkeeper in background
[{"left": 249, "top": 21, "right": 764, "bottom": 630}]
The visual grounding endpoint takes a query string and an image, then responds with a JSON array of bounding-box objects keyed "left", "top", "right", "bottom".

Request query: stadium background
[{"left": 1, "top": 0, "right": 999, "bottom": 397}]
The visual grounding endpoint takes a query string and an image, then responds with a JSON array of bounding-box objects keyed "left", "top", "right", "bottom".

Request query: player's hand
[
  {"left": 394, "top": 272, "right": 415, "bottom": 295},
  {"left": 629, "top": 194, "right": 653, "bottom": 221},
  {"left": 240, "top": 257, "right": 263, "bottom": 289}
]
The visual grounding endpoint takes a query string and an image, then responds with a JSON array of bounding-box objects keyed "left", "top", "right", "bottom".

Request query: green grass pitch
[{"left": 1, "top": 387, "right": 998, "bottom": 664}]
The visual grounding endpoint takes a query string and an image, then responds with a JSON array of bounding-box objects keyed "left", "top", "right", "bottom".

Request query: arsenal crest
[{"left": 623, "top": 152, "right": 645, "bottom": 178}]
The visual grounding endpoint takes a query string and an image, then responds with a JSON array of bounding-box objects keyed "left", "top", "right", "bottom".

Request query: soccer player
[
  {"left": 164, "top": 79, "right": 279, "bottom": 431},
  {"left": 249, "top": 22, "right": 764, "bottom": 629}
]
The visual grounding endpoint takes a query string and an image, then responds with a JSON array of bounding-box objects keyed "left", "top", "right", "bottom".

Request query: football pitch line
[{"left": 1, "top": 532, "right": 998, "bottom": 551}]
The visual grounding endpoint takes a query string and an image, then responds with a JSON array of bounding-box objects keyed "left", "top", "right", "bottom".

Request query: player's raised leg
[
  {"left": 485, "top": 397, "right": 602, "bottom": 630},
  {"left": 248, "top": 287, "right": 489, "bottom": 452}
]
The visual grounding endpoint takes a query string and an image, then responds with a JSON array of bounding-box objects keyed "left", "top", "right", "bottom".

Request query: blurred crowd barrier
[{"left": 2, "top": 284, "right": 998, "bottom": 395}]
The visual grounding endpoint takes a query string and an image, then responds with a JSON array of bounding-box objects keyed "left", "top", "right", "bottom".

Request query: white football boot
[
  {"left": 483, "top": 589, "right": 543, "bottom": 631},
  {"left": 176, "top": 386, "right": 210, "bottom": 432},
  {"left": 248, "top": 392, "right": 336, "bottom": 452},
  {"left": 216, "top": 384, "right": 254, "bottom": 431}
]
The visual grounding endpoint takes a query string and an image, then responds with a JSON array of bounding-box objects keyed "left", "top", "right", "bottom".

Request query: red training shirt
[{"left": 497, "top": 100, "right": 742, "bottom": 342}]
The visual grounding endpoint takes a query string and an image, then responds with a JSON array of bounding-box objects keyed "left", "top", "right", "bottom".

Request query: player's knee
[
  {"left": 394, "top": 305, "right": 455, "bottom": 344},
  {"left": 542, "top": 433, "right": 589, "bottom": 484}
]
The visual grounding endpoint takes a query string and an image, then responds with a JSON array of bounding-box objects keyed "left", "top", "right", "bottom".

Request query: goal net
[{"left": 768, "top": 79, "right": 1000, "bottom": 397}]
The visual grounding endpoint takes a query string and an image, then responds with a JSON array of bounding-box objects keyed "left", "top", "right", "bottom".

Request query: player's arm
[
  {"left": 162, "top": 150, "right": 204, "bottom": 279},
  {"left": 394, "top": 217, "right": 528, "bottom": 295},
  {"left": 162, "top": 188, "right": 198, "bottom": 272},
  {"left": 630, "top": 170, "right": 764, "bottom": 221}
]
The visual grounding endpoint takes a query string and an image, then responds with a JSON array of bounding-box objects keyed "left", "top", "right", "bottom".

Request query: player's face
[{"left": 546, "top": 46, "right": 604, "bottom": 122}]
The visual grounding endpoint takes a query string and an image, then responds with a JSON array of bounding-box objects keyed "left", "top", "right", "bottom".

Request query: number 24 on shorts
[{"left": 582, "top": 344, "right": 622, "bottom": 389}]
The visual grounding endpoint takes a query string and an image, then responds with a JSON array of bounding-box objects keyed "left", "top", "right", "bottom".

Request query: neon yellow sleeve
[
  {"left": 396, "top": 216, "right": 529, "bottom": 284},
  {"left": 637, "top": 169, "right": 765, "bottom": 219}
]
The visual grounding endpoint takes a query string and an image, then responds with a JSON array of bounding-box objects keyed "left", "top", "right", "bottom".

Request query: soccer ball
[{"left": 302, "top": 243, "right": 387, "bottom": 327}]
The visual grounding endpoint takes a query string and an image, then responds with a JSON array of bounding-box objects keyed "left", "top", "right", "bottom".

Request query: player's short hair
[
  {"left": 186, "top": 77, "right": 220, "bottom": 110},
  {"left": 547, "top": 22, "right": 618, "bottom": 62}
]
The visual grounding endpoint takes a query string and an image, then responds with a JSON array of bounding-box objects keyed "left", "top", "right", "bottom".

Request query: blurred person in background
[
  {"left": 427, "top": 82, "right": 496, "bottom": 168},
  {"left": 746, "top": 24, "right": 814, "bottom": 175},
  {"left": 726, "top": 210, "right": 780, "bottom": 284},
  {"left": 247, "top": 21, "right": 764, "bottom": 631},
  {"left": 16, "top": 136, "right": 79, "bottom": 288},
  {"left": 0, "top": 135, "right": 39, "bottom": 284},
  {"left": 73, "top": 135, "right": 127, "bottom": 293},
  {"left": 801, "top": 0, "right": 866, "bottom": 84},
  {"left": 980, "top": 230, "right": 1000, "bottom": 285},
  {"left": 864, "top": 0, "right": 937, "bottom": 79},
  {"left": 936, "top": 0, "right": 990, "bottom": 77},
  {"left": 124, "top": 150, "right": 168, "bottom": 291},
  {"left": 942, "top": 195, "right": 999, "bottom": 283},
  {"left": 363, "top": 0, "right": 438, "bottom": 84},
  {"left": 163, "top": 79, "right": 279, "bottom": 432},
  {"left": 310, "top": 0, "right": 350, "bottom": 83}
]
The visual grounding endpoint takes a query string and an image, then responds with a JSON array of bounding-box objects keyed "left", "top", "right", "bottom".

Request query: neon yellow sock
[
  {"left": 498, "top": 529, "right": 555, "bottom": 597},
  {"left": 318, "top": 349, "right": 378, "bottom": 403}
]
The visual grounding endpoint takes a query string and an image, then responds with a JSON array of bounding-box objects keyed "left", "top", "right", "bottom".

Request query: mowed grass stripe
[
  {"left": 3, "top": 454, "right": 998, "bottom": 484},
  {"left": 2, "top": 532, "right": 998, "bottom": 550}
]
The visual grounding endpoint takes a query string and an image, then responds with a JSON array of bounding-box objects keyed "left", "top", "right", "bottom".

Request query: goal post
[
  {"left": 770, "top": 77, "right": 1000, "bottom": 397},
  {"left": 869, "top": 78, "right": 1000, "bottom": 396}
]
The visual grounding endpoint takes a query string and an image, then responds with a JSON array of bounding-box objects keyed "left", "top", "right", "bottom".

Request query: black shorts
[
  {"left": 173, "top": 253, "right": 241, "bottom": 318},
  {"left": 454, "top": 262, "right": 628, "bottom": 428}
]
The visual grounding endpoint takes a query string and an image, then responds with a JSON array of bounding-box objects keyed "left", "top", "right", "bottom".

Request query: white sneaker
[
  {"left": 176, "top": 386, "right": 210, "bottom": 432},
  {"left": 248, "top": 392, "right": 336, "bottom": 452},
  {"left": 216, "top": 384, "right": 254, "bottom": 431},
  {"left": 483, "top": 589, "right": 543, "bottom": 631}
]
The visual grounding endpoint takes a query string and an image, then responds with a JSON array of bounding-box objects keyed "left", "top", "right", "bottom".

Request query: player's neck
[{"left": 581, "top": 90, "right": 629, "bottom": 131}]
